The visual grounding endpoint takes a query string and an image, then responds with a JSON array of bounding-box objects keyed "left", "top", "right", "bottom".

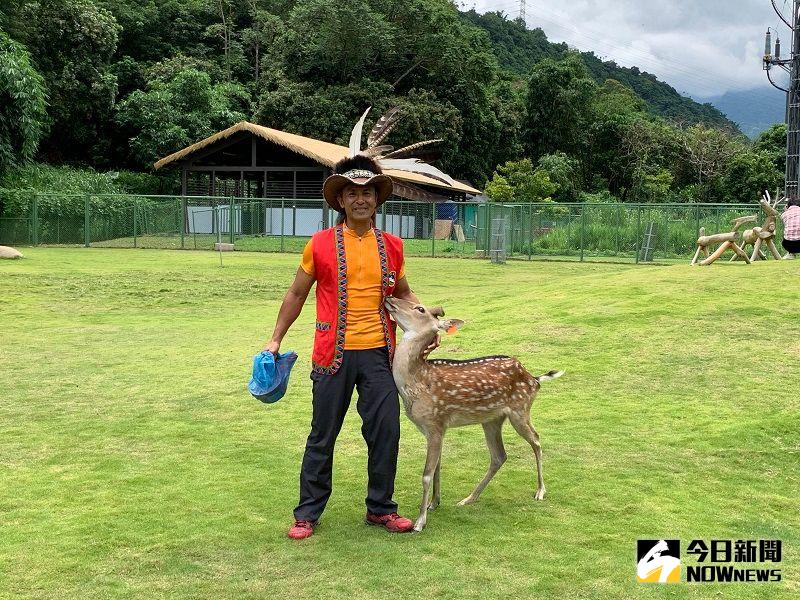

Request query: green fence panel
[{"left": 0, "top": 195, "right": 782, "bottom": 264}]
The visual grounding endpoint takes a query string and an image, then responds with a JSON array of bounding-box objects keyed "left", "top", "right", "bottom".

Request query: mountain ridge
[{"left": 697, "top": 87, "right": 785, "bottom": 138}]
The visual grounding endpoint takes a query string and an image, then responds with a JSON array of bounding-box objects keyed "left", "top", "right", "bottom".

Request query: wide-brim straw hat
[{"left": 322, "top": 168, "right": 394, "bottom": 211}]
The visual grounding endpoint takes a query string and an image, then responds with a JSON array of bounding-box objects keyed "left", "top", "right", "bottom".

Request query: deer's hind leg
[
  {"left": 507, "top": 410, "right": 545, "bottom": 501},
  {"left": 457, "top": 417, "right": 507, "bottom": 506},
  {"left": 428, "top": 458, "right": 441, "bottom": 510}
]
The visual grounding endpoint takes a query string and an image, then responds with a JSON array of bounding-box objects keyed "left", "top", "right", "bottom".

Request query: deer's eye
[{"left": 416, "top": 307, "right": 425, "bottom": 313}]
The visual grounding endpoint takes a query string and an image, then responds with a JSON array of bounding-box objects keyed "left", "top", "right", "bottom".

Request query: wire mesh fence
[{"left": 0, "top": 192, "right": 786, "bottom": 263}]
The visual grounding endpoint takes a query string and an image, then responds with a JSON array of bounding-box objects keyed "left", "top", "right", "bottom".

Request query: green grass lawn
[{"left": 1, "top": 248, "right": 798, "bottom": 599}]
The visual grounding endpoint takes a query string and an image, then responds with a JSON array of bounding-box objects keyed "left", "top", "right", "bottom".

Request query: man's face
[{"left": 338, "top": 184, "right": 377, "bottom": 220}]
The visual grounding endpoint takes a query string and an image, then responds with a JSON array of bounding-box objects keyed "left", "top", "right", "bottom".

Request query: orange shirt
[{"left": 301, "top": 226, "right": 405, "bottom": 350}]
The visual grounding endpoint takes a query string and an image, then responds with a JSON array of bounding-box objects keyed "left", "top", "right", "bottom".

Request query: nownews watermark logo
[
  {"left": 637, "top": 540, "right": 681, "bottom": 583},
  {"left": 637, "top": 539, "right": 782, "bottom": 584}
]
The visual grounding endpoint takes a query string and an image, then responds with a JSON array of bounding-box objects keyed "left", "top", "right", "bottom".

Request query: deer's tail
[{"left": 535, "top": 370, "right": 564, "bottom": 383}]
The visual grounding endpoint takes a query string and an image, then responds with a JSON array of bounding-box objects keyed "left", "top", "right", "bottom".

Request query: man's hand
[
  {"left": 422, "top": 334, "right": 440, "bottom": 359},
  {"left": 263, "top": 340, "right": 280, "bottom": 355}
]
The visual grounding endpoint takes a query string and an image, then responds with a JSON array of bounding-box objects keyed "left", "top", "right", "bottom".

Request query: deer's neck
[{"left": 392, "top": 331, "right": 436, "bottom": 397}]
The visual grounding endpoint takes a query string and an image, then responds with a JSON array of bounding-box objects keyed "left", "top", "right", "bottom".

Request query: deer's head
[{"left": 384, "top": 297, "right": 464, "bottom": 341}]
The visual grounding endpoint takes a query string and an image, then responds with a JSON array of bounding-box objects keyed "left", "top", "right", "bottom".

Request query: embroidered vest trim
[{"left": 375, "top": 227, "right": 395, "bottom": 365}]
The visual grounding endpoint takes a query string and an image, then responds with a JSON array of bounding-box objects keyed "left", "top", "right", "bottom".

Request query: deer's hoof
[
  {"left": 413, "top": 520, "right": 426, "bottom": 532},
  {"left": 427, "top": 498, "right": 440, "bottom": 511},
  {"left": 534, "top": 488, "right": 546, "bottom": 501},
  {"left": 456, "top": 496, "right": 475, "bottom": 507}
]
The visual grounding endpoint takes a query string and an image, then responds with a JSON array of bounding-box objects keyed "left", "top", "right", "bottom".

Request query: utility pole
[{"left": 764, "top": 0, "right": 800, "bottom": 200}]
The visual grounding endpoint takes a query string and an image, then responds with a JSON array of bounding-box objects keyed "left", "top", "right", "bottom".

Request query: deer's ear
[
  {"left": 438, "top": 319, "right": 464, "bottom": 334},
  {"left": 429, "top": 306, "right": 445, "bottom": 317}
]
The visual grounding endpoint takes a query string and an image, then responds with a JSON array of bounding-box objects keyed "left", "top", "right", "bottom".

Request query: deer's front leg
[{"left": 415, "top": 430, "right": 443, "bottom": 532}]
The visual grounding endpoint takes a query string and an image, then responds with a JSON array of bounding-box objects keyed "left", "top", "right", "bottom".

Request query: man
[{"left": 264, "top": 154, "right": 435, "bottom": 539}]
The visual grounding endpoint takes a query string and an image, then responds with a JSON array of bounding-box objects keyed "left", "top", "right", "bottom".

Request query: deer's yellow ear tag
[{"left": 446, "top": 324, "right": 458, "bottom": 335}]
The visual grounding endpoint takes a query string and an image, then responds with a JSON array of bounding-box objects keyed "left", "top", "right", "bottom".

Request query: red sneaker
[
  {"left": 287, "top": 519, "right": 317, "bottom": 539},
  {"left": 365, "top": 512, "right": 414, "bottom": 533}
]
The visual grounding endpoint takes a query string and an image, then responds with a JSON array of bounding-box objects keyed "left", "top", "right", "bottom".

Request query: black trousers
[
  {"left": 782, "top": 238, "right": 800, "bottom": 253},
  {"left": 293, "top": 346, "right": 401, "bottom": 521}
]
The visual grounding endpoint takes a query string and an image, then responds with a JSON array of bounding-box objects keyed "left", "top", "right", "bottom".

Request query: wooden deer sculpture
[
  {"left": 383, "top": 297, "right": 563, "bottom": 532},
  {"left": 733, "top": 191, "right": 783, "bottom": 262},
  {"left": 691, "top": 214, "right": 757, "bottom": 266}
]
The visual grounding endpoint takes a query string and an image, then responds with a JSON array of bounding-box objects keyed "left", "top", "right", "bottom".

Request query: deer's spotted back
[{"left": 422, "top": 356, "right": 538, "bottom": 419}]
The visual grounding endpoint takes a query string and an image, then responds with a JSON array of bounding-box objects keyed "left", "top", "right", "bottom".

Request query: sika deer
[{"left": 384, "top": 297, "right": 563, "bottom": 532}]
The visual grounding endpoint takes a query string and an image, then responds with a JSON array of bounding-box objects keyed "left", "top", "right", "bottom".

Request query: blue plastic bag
[{"left": 248, "top": 350, "right": 298, "bottom": 403}]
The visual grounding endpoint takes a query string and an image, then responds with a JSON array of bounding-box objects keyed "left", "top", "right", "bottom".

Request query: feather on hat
[{"left": 322, "top": 105, "right": 455, "bottom": 208}]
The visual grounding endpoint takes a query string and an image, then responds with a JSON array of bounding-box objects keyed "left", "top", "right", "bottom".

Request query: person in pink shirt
[{"left": 782, "top": 198, "right": 800, "bottom": 259}]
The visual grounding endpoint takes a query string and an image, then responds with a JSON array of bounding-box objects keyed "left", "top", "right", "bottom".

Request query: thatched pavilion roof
[{"left": 153, "top": 121, "right": 481, "bottom": 195}]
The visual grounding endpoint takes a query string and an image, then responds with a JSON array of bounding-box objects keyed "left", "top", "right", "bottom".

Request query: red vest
[{"left": 311, "top": 224, "right": 404, "bottom": 375}]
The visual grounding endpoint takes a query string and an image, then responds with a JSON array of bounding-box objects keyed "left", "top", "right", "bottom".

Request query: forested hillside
[
  {"left": 462, "top": 10, "right": 737, "bottom": 131},
  {"left": 0, "top": 0, "right": 786, "bottom": 207}
]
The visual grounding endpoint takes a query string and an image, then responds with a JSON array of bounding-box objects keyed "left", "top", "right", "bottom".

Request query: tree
[
  {"left": 638, "top": 168, "right": 674, "bottom": 203},
  {"left": 205, "top": 0, "right": 249, "bottom": 83},
  {"left": 22, "top": 0, "right": 120, "bottom": 164},
  {"left": 485, "top": 75, "right": 526, "bottom": 169},
  {"left": 485, "top": 159, "right": 555, "bottom": 202},
  {"left": 98, "top": 0, "right": 217, "bottom": 63},
  {"left": 587, "top": 79, "right": 648, "bottom": 198},
  {"left": 241, "top": 3, "right": 282, "bottom": 85},
  {"left": 753, "top": 123, "right": 786, "bottom": 176},
  {"left": 278, "top": 0, "right": 393, "bottom": 84},
  {"left": 115, "top": 68, "right": 248, "bottom": 167},
  {"left": 0, "top": 31, "right": 47, "bottom": 173},
  {"left": 485, "top": 174, "right": 514, "bottom": 203},
  {"left": 616, "top": 116, "right": 681, "bottom": 202},
  {"left": 524, "top": 53, "right": 597, "bottom": 161},
  {"left": 676, "top": 124, "right": 740, "bottom": 198},
  {"left": 145, "top": 54, "right": 224, "bottom": 84},
  {"left": 721, "top": 149, "right": 782, "bottom": 204},
  {"left": 537, "top": 152, "right": 579, "bottom": 202}
]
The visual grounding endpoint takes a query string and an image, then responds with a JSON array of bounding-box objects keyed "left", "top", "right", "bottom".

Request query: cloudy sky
[{"left": 466, "top": 0, "right": 790, "bottom": 99}]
